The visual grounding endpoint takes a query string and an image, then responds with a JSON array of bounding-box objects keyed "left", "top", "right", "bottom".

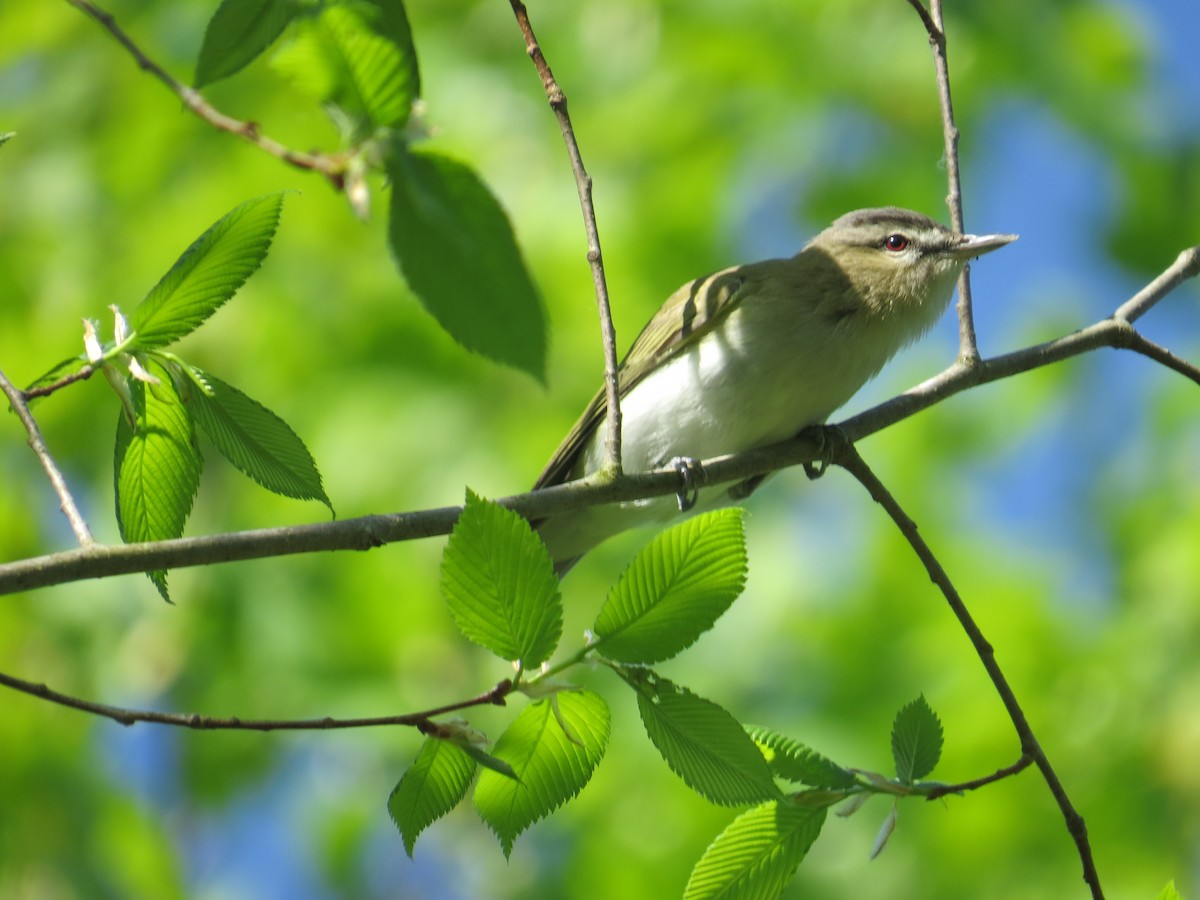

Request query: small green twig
[{"left": 0, "top": 368, "right": 95, "bottom": 546}]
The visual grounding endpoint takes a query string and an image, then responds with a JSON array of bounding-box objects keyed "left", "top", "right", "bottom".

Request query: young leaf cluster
[
  {"left": 35, "top": 194, "right": 331, "bottom": 600},
  {"left": 389, "top": 494, "right": 952, "bottom": 899},
  {"left": 194, "top": 0, "right": 546, "bottom": 380}
]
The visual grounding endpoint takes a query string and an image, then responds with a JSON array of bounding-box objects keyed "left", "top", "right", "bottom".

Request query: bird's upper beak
[{"left": 948, "top": 232, "right": 1019, "bottom": 259}]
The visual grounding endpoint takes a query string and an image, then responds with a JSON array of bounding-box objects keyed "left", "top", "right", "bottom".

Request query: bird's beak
[{"left": 949, "top": 232, "right": 1019, "bottom": 259}]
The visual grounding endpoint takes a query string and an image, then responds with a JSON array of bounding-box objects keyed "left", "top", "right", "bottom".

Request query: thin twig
[
  {"left": 0, "top": 668, "right": 512, "bottom": 731},
  {"left": 66, "top": 0, "right": 347, "bottom": 190},
  {"left": 1, "top": 246, "right": 1197, "bottom": 595},
  {"left": 908, "top": 0, "right": 979, "bottom": 362},
  {"left": 924, "top": 754, "right": 1033, "bottom": 801},
  {"left": 24, "top": 363, "right": 96, "bottom": 399},
  {"left": 0, "top": 368, "right": 94, "bottom": 546},
  {"left": 1114, "top": 245, "right": 1200, "bottom": 323},
  {"left": 507, "top": 0, "right": 623, "bottom": 473},
  {"left": 832, "top": 438, "right": 1104, "bottom": 900}
]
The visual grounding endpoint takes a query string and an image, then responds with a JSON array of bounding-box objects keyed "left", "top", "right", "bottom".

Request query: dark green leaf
[
  {"left": 128, "top": 194, "right": 284, "bottom": 351},
  {"left": 593, "top": 509, "right": 746, "bottom": 664},
  {"left": 388, "top": 737, "right": 476, "bottom": 857},
  {"left": 474, "top": 690, "right": 610, "bottom": 857},
  {"left": 180, "top": 365, "right": 331, "bottom": 513},
  {"left": 195, "top": 0, "right": 297, "bottom": 88},
  {"left": 684, "top": 800, "right": 826, "bottom": 900},
  {"left": 746, "top": 726, "right": 856, "bottom": 789},
  {"left": 627, "top": 672, "right": 781, "bottom": 806},
  {"left": 387, "top": 147, "right": 546, "bottom": 381},
  {"left": 441, "top": 490, "right": 561, "bottom": 667},
  {"left": 271, "top": 0, "right": 419, "bottom": 139},
  {"left": 891, "top": 694, "right": 943, "bottom": 785},
  {"left": 114, "top": 359, "right": 203, "bottom": 600}
]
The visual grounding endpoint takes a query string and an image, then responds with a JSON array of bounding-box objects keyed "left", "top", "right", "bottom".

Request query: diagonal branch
[
  {"left": 0, "top": 368, "right": 94, "bottom": 546},
  {"left": 831, "top": 437, "right": 1104, "bottom": 900},
  {"left": 0, "top": 667, "right": 512, "bottom": 732},
  {"left": 66, "top": 0, "right": 348, "bottom": 190},
  {"left": 923, "top": 754, "right": 1033, "bottom": 801},
  {"left": 507, "top": 0, "right": 623, "bottom": 473}
]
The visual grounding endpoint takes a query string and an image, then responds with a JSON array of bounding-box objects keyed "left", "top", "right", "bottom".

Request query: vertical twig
[
  {"left": 507, "top": 1, "right": 622, "bottom": 474},
  {"left": 0, "top": 369, "right": 95, "bottom": 547},
  {"left": 833, "top": 438, "right": 1104, "bottom": 900},
  {"left": 908, "top": 0, "right": 980, "bottom": 363}
]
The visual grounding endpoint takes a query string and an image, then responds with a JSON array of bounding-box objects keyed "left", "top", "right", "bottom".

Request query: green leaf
[
  {"left": 194, "top": 0, "right": 298, "bottom": 88},
  {"left": 179, "top": 365, "right": 332, "bottom": 513},
  {"left": 593, "top": 509, "right": 746, "bottom": 664},
  {"left": 627, "top": 672, "right": 781, "bottom": 806},
  {"left": 128, "top": 194, "right": 284, "bottom": 351},
  {"left": 24, "top": 355, "right": 87, "bottom": 396},
  {"left": 387, "top": 147, "right": 546, "bottom": 381},
  {"left": 388, "top": 737, "right": 476, "bottom": 858},
  {"left": 474, "top": 690, "right": 610, "bottom": 857},
  {"left": 746, "top": 726, "right": 856, "bottom": 789},
  {"left": 114, "top": 359, "right": 203, "bottom": 601},
  {"left": 891, "top": 694, "right": 943, "bottom": 785},
  {"left": 1157, "top": 880, "right": 1181, "bottom": 900},
  {"left": 271, "top": 0, "right": 419, "bottom": 139},
  {"left": 441, "top": 490, "right": 561, "bottom": 667},
  {"left": 684, "top": 800, "right": 826, "bottom": 900},
  {"left": 0, "top": 131, "right": 14, "bottom": 147}
]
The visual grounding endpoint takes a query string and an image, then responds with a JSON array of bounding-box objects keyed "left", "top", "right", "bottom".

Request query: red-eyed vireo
[{"left": 534, "top": 207, "right": 1016, "bottom": 574}]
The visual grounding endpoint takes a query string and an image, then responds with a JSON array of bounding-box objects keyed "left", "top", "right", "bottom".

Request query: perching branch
[
  {"left": 507, "top": 0, "right": 623, "bottom": 473},
  {"left": 66, "top": 0, "right": 348, "bottom": 190},
  {"left": 831, "top": 439, "right": 1105, "bottom": 900},
  {"left": 3, "top": 245, "right": 1195, "bottom": 596},
  {"left": 0, "top": 368, "right": 94, "bottom": 546},
  {"left": 906, "top": 0, "right": 980, "bottom": 362},
  {"left": 0, "top": 667, "right": 513, "bottom": 732},
  {"left": 923, "top": 755, "right": 1033, "bottom": 801}
]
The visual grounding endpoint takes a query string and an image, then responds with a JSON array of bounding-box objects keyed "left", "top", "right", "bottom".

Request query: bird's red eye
[{"left": 883, "top": 233, "right": 909, "bottom": 252}]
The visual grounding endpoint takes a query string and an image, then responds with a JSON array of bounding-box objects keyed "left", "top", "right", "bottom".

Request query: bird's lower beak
[{"left": 951, "top": 232, "right": 1019, "bottom": 259}]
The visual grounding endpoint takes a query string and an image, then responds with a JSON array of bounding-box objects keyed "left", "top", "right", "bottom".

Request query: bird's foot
[
  {"left": 800, "top": 424, "right": 849, "bottom": 480},
  {"left": 670, "top": 456, "right": 705, "bottom": 512}
]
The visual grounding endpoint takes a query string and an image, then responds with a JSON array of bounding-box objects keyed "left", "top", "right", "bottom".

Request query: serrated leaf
[
  {"left": 179, "top": 365, "right": 332, "bottom": 513},
  {"left": 891, "top": 695, "right": 943, "bottom": 785},
  {"left": 441, "top": 490, "right": 561, "bottom": 667},
  {"left": 628, "top": 672, "right": 781, "bottom": 806},
  {"left": 474, "top": 690, "right": 610, "bottom": 857},
  {"left": 593, "top": 509, "right": 746, "bottom": 664},
  {"left": 684, "top": 800, "right": 826, "bottom": 900},
  {"left": 114, "top": 359, "right": 203, "bottom": 601},
  {"left": 271, "top": 0, "right": 419, "bottom": 139},
  {"left": 387, "top": 147, "right": 546, "bottom": 381},
  {"left": 388, "top": 737, "right": 476, "bottom": 857},
  {"left": 195, "top": 0, "right": 298, "bottom": 88},
  {"left": 128, "top": 194, "right": 284, "bottom": 351},
  {"left": 746, "top": 726, "right": 856, "bottom": 789}
]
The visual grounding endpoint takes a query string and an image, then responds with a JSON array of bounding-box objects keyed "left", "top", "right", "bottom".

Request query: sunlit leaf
[
  {"left": 388, "top": 737, "right": 476, "bottom": 858},
  {"left": 128, "top": 194, "right": 284, "bottom": 351},
  {"left": 114, "top": 358, "right": 202, "bottom": 600},
  {"left": 194, "top": 0, "right": 298, "bottom": 88},
  {"left": 179, "top": 365, "right": 331, "bottom": 513},
  {"left": 891, "top": 695, "right": 943, "bottom": 785},
  {"left": 593, "top": 509, "right": 746, "bottom": 664},
  {"left": 627, "top": 671, "right": 780, "bottom": 806},
  {"left": 387, "top": 147, "right": 546, "bottom": 381},
  {"left": 684, "top": 800, "right": 826, "bottom": 900},
  {"left": 441, "top": 490, "right": 561, "bottom": 667},
  {"left": 746, "top": 726, "right": 856, "bottom": 789},
  {"left": 474, "top": 690, "right": 610, "bottom": 857}
]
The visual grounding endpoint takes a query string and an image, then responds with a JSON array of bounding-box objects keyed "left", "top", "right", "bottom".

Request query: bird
[{"left": 533, "top": 206, "right": 1016, "bottom": 574}]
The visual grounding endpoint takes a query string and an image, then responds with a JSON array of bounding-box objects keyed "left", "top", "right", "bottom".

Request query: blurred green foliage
[{"left": 1, "top": 1, "right": 1198, "bottom": 898}]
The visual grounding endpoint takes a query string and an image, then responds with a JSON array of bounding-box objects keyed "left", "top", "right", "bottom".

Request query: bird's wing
[{"left": 533, "top": 265, "right": 748, "bottom": 489}]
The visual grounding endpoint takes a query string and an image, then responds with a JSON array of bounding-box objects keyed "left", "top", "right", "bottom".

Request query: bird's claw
[
  {"left": 670, "top": 456, "right": 705, "bottom": 512},
  {"left": 801, "top": 424, "right": 848, "bottom": 480}
]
